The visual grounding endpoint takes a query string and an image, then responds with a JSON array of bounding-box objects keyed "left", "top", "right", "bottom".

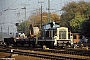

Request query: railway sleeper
[
  {"left": 5, "top": 49, "right": 90, "bottom": 60},
  {"left": 34, "top": 53, "right": 88, "bottom": 60},
  {"left": 16, "top": 51, "right": 89, "bottom": 60},
  {"left": 28, "top": 53, "right": 67, "bottom": 60},
  {"left": 32, "top": 48, "right": 90, "bottom": 56}
]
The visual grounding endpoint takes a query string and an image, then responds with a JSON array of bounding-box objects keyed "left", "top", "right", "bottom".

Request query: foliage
[
  {"left": 17, "top": 20, "right": 31, "bottom": 35},
  {"left": 81, "top": 4, "right": 90, "bottom": 38},
  {"left": 60, "top": 1, "right": 90, "bottom": 33},
  {"left": 81, "top": 19, "right": 90, "bottom": 38},
  {"left": 60, "top": 1, "right": 78, "bottom": 27},
  {"left": 28, "top": 12, "right": 60, "bottom": 26},
  {"left": 70, "top": 12, "right": 86, "bottom": 32}
]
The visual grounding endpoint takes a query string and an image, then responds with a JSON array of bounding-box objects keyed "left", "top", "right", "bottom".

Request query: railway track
[
  {"left": 35, "top": 48, "right": 90, "bottom": 56},
  {"left": 13, "top": 50, "right": 89, "bottom": 60},
  {"left": 0, "top": 46, "right": 90, "bottom": 60},
  {"left": 12, "top": 46, "right": 90, "bottom": 56},
  {"left": 1, "top": 46, "right": 90, "bottom": 56}
]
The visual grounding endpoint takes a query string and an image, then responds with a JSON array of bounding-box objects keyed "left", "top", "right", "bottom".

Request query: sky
[{"left": 0, "top": 0, "right": 90, "bottom": 36}]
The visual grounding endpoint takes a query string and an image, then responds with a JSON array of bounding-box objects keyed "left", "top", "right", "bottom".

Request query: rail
[{"left": 0, "top": 46, "right": 90, "bottom": 60}]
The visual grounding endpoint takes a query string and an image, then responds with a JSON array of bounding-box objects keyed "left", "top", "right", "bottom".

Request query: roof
[
  {"left": 42, "top": 21, "right": 60, "bottom": 30},
  {"left": 43, "top": 21, "right": 59, "bottom": 26}
]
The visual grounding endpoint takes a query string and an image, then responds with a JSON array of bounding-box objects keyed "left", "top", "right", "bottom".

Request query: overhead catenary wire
[
  {"left": 0, "top": 0, "right": 31, "bottom": 16},
  {"left": 0, "top": 9, "right": 32, "bottom": 23},
  {"left": 8, "top": 0, "right": 17, "bottom": 9},
  {"left": 10, "top": 0, "right": 31, "bottom": 9},
  {"left": 0, "top": 0, "right": 17, "bottom": 16}
]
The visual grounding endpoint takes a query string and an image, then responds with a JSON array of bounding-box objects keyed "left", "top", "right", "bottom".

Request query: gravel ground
[
  {"left": 0, "top": 52, "right": 50, "bottom": 60},
  {"left": 0, "top": 52, "right": 10, "bottom": 58},
  {"left": 12, "top": 55, "right": 50, "bottom": 60}
]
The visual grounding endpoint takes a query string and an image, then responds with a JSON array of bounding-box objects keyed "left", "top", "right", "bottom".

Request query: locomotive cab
[{"left": 54, "top": 27, "right": 73, "bottom": 47}]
